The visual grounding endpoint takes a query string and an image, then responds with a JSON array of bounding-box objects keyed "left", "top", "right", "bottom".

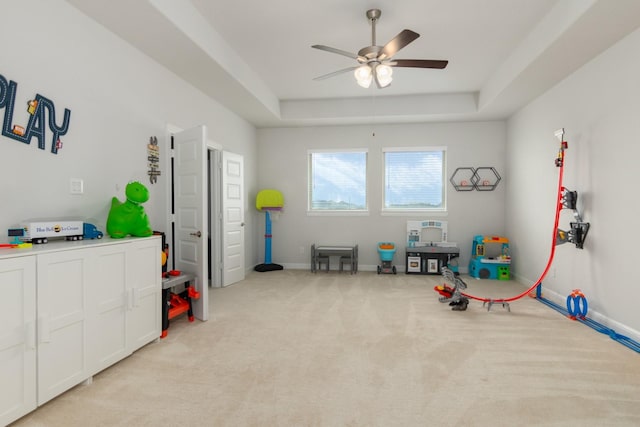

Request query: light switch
[{"left": 70, "top": 178, "right": 84, "bottom": 194}]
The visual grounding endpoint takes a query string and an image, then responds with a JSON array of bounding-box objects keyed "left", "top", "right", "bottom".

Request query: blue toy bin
[{"left": 377, "top": 242, "right": 396, "bottom": 261}]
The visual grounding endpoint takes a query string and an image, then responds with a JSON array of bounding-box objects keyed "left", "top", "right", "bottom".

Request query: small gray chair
[{"left": 317, "top": 256, "right": 330, "bottom": 272}]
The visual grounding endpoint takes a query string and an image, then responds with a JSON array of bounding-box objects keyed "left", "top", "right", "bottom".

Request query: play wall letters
[{"left": 0, "top": 73, "right": 71, "bottom": 154}]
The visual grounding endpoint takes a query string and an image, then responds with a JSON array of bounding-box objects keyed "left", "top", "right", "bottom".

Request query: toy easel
[{"left": 254, "top": 189, "right": 284, "bottom": 272}]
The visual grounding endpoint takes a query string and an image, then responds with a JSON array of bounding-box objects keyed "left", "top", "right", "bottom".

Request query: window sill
[
  {"left": 307, "top": 210, "right": 370, "bottom": 217},
  {"left": 380, "top": 210, "right": 448, "bottom": 217}
]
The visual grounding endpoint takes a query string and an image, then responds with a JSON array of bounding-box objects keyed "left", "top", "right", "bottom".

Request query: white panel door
[
  {"left": 36, "top": 250, "right": 89, "bottom": 405},
  {"left": 126, "top": 237, "right": 161, "bottom": 351},
  {"left": 173, "top": 126, "right": 208, "bottom": 321},
  {"left": 222, "top": 151, "right": 245, "bottom": 286},
  {"left": 87, "top": 244, "right": 128, "bottom": 376},
  {"left": 0, "top": 256, "right": 36, "bottom": 426}
]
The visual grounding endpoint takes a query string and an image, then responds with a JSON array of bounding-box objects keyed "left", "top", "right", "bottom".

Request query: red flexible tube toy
[{"left": 460, "top": 139, "right": 566, "bottom": 304}]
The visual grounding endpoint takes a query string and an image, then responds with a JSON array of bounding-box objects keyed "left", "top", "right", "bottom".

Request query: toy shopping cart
[{"left": 377, "top": 242, "right": 397, "bottom": 274}]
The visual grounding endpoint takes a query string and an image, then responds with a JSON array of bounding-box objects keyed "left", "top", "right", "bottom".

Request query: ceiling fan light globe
[
  {"left": 354, "top": 65, "right": 373, "bottom": 88},
  {"left": 376, "top": 64, "right": 393, "bottom": 87},
  {"left": 356, "top": 75, "right": 372, "bottom": 88}
]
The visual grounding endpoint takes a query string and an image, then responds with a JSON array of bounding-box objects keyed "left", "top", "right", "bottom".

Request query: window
[
  {"left": 383, "top": 147, "right": 446, "bottom": 211},
  {"left": 308, "top": 150, "right": 367, "bottom": 212}
]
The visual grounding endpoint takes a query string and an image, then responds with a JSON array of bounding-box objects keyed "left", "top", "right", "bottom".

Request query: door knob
[{"left": 190, "top": 231, "right": 202, "bottom": 238}]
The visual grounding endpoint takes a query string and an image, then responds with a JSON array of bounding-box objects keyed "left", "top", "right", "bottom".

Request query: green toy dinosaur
[{"left": 106, "top": 181, "right": 153, "bottom": 238}]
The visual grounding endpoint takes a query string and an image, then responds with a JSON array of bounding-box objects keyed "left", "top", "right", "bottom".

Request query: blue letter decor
[{"left": 0, "top": 73, "right": 71, "bottom": 154}]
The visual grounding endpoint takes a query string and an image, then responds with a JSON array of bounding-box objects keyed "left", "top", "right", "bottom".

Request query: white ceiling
[{"left": 66, "top": 0, "right": 640, "bottom": 127}]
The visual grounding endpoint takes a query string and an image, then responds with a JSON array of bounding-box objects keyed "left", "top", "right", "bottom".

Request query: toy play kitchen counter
[
  {"left": 406, "top": 245, "right": 460, "bottom": 274},
  {"left": 405, "top": 220, "right": 460, "bottom": 275}
]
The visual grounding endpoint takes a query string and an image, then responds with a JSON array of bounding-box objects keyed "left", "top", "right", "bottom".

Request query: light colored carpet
[{"left": 12, "top": 270, "right": 640, "bottom": 427}]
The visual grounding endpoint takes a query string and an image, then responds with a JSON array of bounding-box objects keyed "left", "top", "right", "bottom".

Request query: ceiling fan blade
[
  {"left": 311, "top": 45, "right": 365, "bottom": 62},
  {"left": 313, "top": 66, "right": 359, "bottom": 81},
  {"left": 379, "top": 29, "right": 419, "bottom": 60},
  {"left": 391, "top": 59, "right": 449, "bottom": 69}
]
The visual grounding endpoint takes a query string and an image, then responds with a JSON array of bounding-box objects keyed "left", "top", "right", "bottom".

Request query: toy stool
[
  {"left": 339, "top": 256, "right": 354, "bottom": 273},
  {"left": 317, "top": 256, "right": 330, "bottom": 272}
]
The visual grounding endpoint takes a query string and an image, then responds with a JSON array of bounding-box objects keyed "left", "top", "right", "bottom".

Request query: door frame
[
  {"left": 164, "top": 125, "right": 223, "bottom": 313},
  {"left": 165, "top": 125, "right": 223, "bottom": 273},
  {"left": 221, "top": 150, "right": 246, "bottom": 286},
  {"left": 208, "top": 146, "right": 223, "bottom": 288}
]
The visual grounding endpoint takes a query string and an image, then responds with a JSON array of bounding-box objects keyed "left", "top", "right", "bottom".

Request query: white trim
[
  {"left": 207, "top": 139, "right": 223, "bottom": 150},
  {"left": 380, "top": 210, "right": 448, "bottom": 217},
  {"left": 308, "top": 148, "right": 369, "bottom": 154},
  {"left": 307, "top": 210, "right": 370, "bottom": 217},
  {"left": 382, "top": 146, "right": 447, "bottom": 153}
]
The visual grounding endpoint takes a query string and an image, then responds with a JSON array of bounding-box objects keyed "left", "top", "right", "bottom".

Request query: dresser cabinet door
[
  {"left": 126, "top": 238, "right": 161, "bottom": 352},
  {"left": 36, "top": 250, "right": 90, "bottom": 405},
  {"left": 0, "top": 256, "right": 37, "bottom": 426},
  {"left": 87, "top": 244, "right": 129, "bottom": 376}
]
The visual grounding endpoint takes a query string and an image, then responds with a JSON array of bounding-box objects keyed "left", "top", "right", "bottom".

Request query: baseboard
[
  {"left": 280, "top": 263, "right": 388, "bottom": 272},
  {"left": 272, "top": 263, "right": 469, "bottom": 275}
]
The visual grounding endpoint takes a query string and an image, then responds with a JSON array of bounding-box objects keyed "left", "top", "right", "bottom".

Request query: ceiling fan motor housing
[{"left": 358, "top": 45, "right": 382, "bottom": 61}]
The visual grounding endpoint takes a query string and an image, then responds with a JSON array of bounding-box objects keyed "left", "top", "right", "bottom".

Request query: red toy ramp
[{"left": 444, "top": 132, "right": 569, "bottom": 307}]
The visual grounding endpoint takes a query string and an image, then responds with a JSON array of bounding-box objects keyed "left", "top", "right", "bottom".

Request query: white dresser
[{"left": 0, "top": 236, "right": 161, "bottom": 426}]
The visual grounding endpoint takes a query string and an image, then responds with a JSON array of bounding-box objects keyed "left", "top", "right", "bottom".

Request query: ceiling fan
[{"left": 312, "top": 9, "right": 448, "bottom": 89}]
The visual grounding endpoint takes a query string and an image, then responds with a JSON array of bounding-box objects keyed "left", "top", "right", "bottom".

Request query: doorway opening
[{"left": 166, "top": 124, "right": 245, "bottom": 321}]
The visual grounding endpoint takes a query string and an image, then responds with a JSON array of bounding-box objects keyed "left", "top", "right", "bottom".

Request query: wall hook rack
[{"left": 556, "top": 186, "right": 590, "bottom": 249}]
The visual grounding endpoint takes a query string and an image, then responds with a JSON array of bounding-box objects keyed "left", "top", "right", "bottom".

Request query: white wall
[
  {"left": 506, "top": 26, "right": 640, "bottom": 337},
  {"left": 257, "top": 121, "right": 507, "bottom": 271},
  {"left": 0, "top": 1, "right": 258, "bottom": 268}
]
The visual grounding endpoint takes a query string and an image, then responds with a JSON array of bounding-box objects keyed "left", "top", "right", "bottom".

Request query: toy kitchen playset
[{"left": 405, "top": 220, "right": 460, "bottom": 275}]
